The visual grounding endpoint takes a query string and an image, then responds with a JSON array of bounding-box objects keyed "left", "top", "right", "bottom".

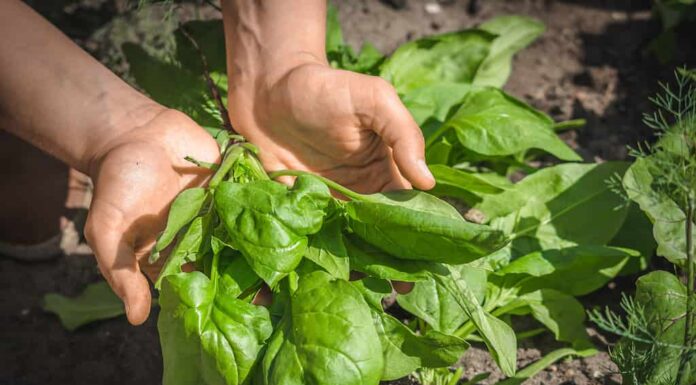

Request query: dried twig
[{"left": 179, "top": 24, "right": 235, "bottom": 134}]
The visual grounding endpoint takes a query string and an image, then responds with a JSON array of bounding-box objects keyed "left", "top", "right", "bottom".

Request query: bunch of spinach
[
  {"left": 44, "top": 7, "right": 656, "bottom": 384},
  {"left": 591, "top": 69, "right": 696, "bottom": 385}
]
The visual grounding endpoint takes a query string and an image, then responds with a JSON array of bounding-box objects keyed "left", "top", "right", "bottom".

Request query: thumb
[
  {"left": 369, "top": 79, "right": 435, "bottom": 190},
  {"left": 85, "top": 217, "right": 152, "bottom": 325}
]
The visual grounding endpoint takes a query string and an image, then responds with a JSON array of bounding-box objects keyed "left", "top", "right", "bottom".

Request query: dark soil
[{"left": 2, "top": 1, "right": 695, "bottom": 384}]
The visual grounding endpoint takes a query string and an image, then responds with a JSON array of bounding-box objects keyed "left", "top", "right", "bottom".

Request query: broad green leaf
[
  {"left": 513, "top": 289, "right": 590, "bottom": 345},
  {"left": 342, "top": 43, "right": 385, "bottom": 75},
  {"left": 425, "top": 137, "right": 454, "bottom": 165},
  {"left": 259, "top": 271, "right": 384, "bottom": 385},
  {"left": 473, "top": 16, "right": 545, "bottom": 88},
  {"left": 372, "top": 311, "right": 469, "bottom": 381},
  {"left": 440, "top": 88, "right": 580, "bottom": 161},
  {"left": 150, "top": 187, "right": 208, "bottom": 263},
  {"left": 434, "top": 268, "right": 517, "bottom": 376},
  {"left": 478, "top": 162, "right": 630, "bottom": 252},
  {"left": 429, "top": 164, "right": 506, "bottom": 205},
  {"left": 401, "top": 83, "right": 473, "bottom": 127},
  {"left": 609, "top": 203, "right": 656, "bottom": 275},
  {"left": 351, "top": 277, "right": 393, "bottom": 310},
  {"left": 380, "top": 31, "right": 495, "bottom": 94},
  {"left": 344, "top": 234, "right": 442, "bottom": 282},
  {"left": 175, "top": 20, "right": 226, "bottom": 74},
  {"left": 218, "top": 250, "right": 261, "bottom": 300},
  {"left": 616, "top": 271, "right": 695, "bottom": 385},
  {"left": 43, "top": 281, "right": 124, "bottom": 331},
  {"left": 396, "top": 264, "right": 487, "bottom": 334},
  {"left": 122, "top": 43, "right": 223, "bottom": 128},
  {"left": 215, "top": 175, "right": 331, "bottom": 286},
  {"left": 345, "top": 190, "right": 508, "bottom": 264},
  {"left": 490, "top": 245, "right": 638, "bottom": 296},
  {"left": 159, "top": 271, "right": 272, "bottom": 385},
  {"left": 623, "top": 157, "right": 695, "bottom": 265},
  {"left": 156, "top": 214, "right": 212, "bottom": 289},
  {"left": 305, "top": 217, "right": 350, "bottom": 280}
]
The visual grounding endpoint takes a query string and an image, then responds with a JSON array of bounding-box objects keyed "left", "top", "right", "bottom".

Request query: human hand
[
  {"left": 228, "top": 60, "right": 435, "bottom": 194},
  {"left": 84, "top": 107, "right": 219, "bottom": 325}
]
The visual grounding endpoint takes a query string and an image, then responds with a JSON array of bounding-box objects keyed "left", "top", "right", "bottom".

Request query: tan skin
[{"left": 0, "top": 1, "right": 434, "bottom": 325}]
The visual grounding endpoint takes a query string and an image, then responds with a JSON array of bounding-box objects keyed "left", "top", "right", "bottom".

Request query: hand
[
  {"left": 228, "top": 61, "right": 435, "bottom": 194},
  {"left": 84, "top": 107, "right": 219, "bottom": 325}
]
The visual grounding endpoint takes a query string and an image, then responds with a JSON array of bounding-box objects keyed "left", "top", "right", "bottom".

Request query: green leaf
[
  {"left": 215, "top": 175, "right": 331, "bottom": 286},
  {"left": 43, "top": 281, "right": 125, "bottom": 331},
  {"left": 159, "top": 271, "right": 272, "bottom": 385},
  {"left": 380, "top": 31, "right": 495, "bottom": 94},
  {"left": 513, "top": 289, "right": 591, "bottom": 345},
  {"left": 478, "top": 162, "right": 631, "bottom": 253},
  {"left": 473, "top": 16, "right": 545, "bottom": 88},
  {"left": 344, "top": 234, "right": 442, "bottom": 282},
  {"left": 258, "top": 271, "right": 384, "bottom": 385},
  {"left": 218, "top": 250, "right": 261, "bottom": 299},
  {"left": 434, "top": 268, "right": 517, "bottom": 376},
  {"left": 429, "top": 164, "right": 507, "bottom": 204},
  {"left": 397, "top": 264, "right": 487, "bottom": 334},
  {"left": 150, "top": 187, "right": 208, "bottom": 263},
  {"left": 122, "top": 43, "right": 223, "bottom": 128},
  {"left": 305, "top": 217, "right": 350, "bottom": 280},
  {"left": 438, "top": 87, "right": 580, "bottom": 161},
  {"left": 345, "top": 190, "right": 508, "bottom": 264},
  {"left": 156, "top": 214, "right": 212, "bottom": 289},
  {"left": 351, "top": 277, "right": 393, "bottom": 310},
  {"left": 609, "top": 202, "right": 656, "bottom": 275},
  {"left": 623, "top": 156, "right": 696, "bottom": 265},
  {"left": 373, "top": 311, "right": 469, "bottom": 381},
  {"left": 401, "top": 83, "right": 474, "bottom": 127},
  {"left": 490, "top": 245, "right": 638, "bottom": 297}
]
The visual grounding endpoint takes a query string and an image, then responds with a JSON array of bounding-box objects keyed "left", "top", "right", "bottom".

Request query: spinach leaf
[
  {"left": 345, "top": 190, "right": 508, "bottom": 264},
  {"left": 158, "top": 271, "right": 272, "bottom": 385},
  {"left": 372, "top": 311, "right": 469, "bottom": 381},
  {"left": 478, "top": 162, "right": 630, "bottom": 253},
  {"left": 437, "top": 88, "right": 580, "bottom": 161},
  {"left": 156, "top": 214, "right": 212, "bottom": 289},
  {"left": 380, "top": 31, "right": 495, "bottom": 94},
  {"left": 609, "top": 202, "right": 656, "bottom": 275},
  {"left": 401, "top": 83, "right": 473, "bottom": 127},
  {"left": 434, "top": 268, "right": 517, "bottom": 376},
  {"left": 623, "top": 156, "right": 696, "bottom": 265},
  {"left": 150, "top": 187, "right": 208, "bottom": 263},
  {"left": 42, "top": 281, "right": 125, "bottom": 331},
  {"left": 326, "top": 3, "right": 345, "bottom": 54},
  {"left": 429, "top": 164, "right": 507, "bottom": 205},
  {"left": 490, "top": 245, "right": 638, "bottom": 296},
  {"left": 473, "top": 16, "right": 545, "bottom": 88},
  {"left": 396, "top": 264, "right": 487, "bottom": 334},
  {"left": 258, "top": 271, "right": 384, "bottom": 385},
  {"left": 215, "top": 175, "right": 331, "bottom": 286},
  {"left": 305, "top": 216, "right": 350, "bottom": 280},
  {"left": 344, "top": 234, "right": 442, "bottom": 282}
]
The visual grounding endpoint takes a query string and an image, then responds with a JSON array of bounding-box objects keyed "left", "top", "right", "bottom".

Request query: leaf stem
[
  {"left": 267, "top": 170, "right": 367, "bottom": 201},
  {"left": 553, "top": 119, "right": 586, "bottom": 132},
  {"left": 210, "top": 145, "right": 244, "bottom": 188}
]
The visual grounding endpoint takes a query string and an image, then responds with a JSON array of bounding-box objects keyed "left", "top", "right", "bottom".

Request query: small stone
[
  {"left": 592, "top": 370, "right": 602, "bottom": 378},
  {"left": 424, "top": 2, "right": 442, "bottom": 14},
  {"left": 549, "top": 365, "right": 558, "bottom": 372},
  {"left": 20, "top": 308, "right": 30, "bottom": 316},
  {"left": 566, "top": 368, "right": 576, "bottom": 377}
]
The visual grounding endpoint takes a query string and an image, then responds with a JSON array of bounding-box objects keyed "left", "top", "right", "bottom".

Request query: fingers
[
  {"left": 85, "top": 214, "right": 151, "bottom": 326},
  {"left": 369, "top": 79, "right": 436, "bottom": 190}
]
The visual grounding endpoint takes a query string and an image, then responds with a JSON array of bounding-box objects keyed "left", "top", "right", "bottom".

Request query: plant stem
[
  {"left": 210, "top": 145, "right": 244, "bottom": 188},
  {"left": 267, "top": 170, "right": 368, "bottom": 201},
  {"left": 553, "top": 118, "right": 586, "bottom": 132},
  {"left": 677, "top": 200, "right": 694, "bottom": 385}
]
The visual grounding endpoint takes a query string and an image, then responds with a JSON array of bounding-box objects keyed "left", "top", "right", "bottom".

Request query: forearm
[
  {"left": 0, "top": 0, "right": 160, "bottom": 174},
  {"left": 221, "top": 0, "right": 328, "bottom": 89}
]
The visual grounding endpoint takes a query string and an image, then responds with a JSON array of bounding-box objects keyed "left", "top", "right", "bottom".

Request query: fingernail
[{"left": 417, "top": 159, "right": 434, "bottom": 181}]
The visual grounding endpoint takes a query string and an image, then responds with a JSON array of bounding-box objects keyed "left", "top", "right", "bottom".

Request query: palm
[{"left": 230, "top": 64, "right": 422, "bottom": 193}]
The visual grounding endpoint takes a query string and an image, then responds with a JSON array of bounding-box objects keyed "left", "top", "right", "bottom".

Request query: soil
[{"left": 1, "top": 1, "right": 695, "bottom": 385}]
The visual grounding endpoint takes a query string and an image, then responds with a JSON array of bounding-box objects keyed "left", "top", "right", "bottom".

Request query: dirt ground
[{"left": 1, "top": 0, "right": 695, "bottom": 384}]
